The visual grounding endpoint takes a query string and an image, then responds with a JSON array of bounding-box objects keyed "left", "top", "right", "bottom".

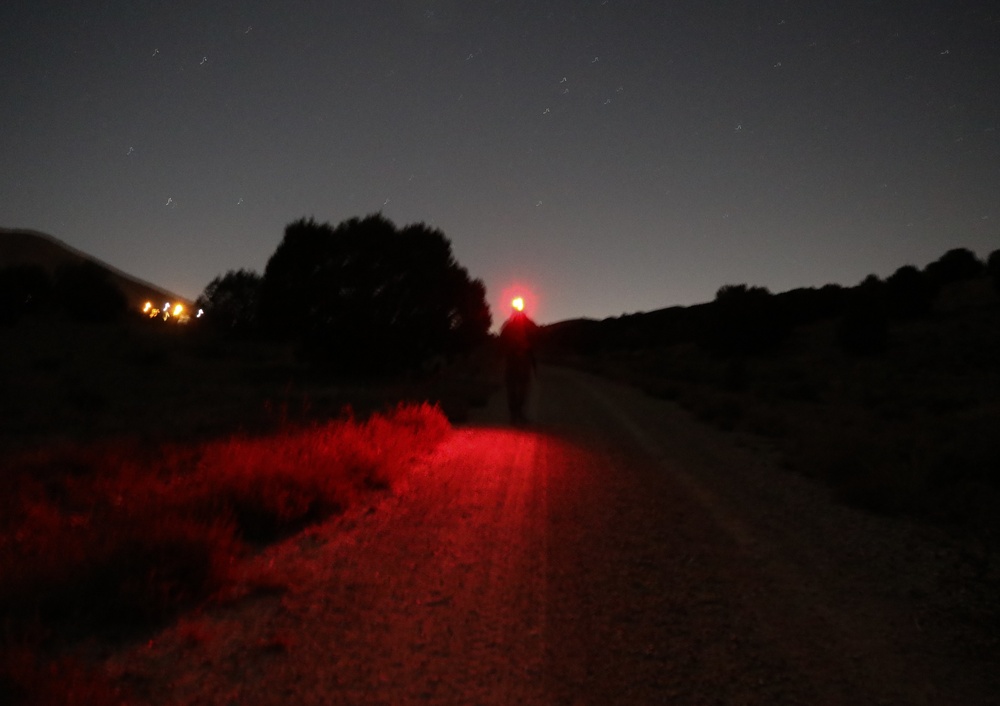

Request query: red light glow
[{"left": 499, "top": 283, "right": 538, "bottom": 321}]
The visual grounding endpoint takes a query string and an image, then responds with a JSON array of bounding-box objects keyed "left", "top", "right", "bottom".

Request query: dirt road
[{"left": 112, "top": 366, "right": 998, "bottom": 705}]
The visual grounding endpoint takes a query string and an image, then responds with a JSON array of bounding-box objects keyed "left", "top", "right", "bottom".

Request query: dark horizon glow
[{"left": 1, "top": 2, "right": 997, "bottom": 325}]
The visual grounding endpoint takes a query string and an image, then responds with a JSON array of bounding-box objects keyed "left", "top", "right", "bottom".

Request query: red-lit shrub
[
  {"left": 188, "top": 402, "right": 449, "bottom": 541},
  {"left": 0, "top": 403, "right": 450, "bottom": 653},
  {"left": 0, "top": 481, "right": 239, "bottom": 632}
]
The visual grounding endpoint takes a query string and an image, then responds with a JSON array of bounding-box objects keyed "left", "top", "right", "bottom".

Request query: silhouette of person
[{"left": 499, "top": 301, "right": 538, "bottom": 424}]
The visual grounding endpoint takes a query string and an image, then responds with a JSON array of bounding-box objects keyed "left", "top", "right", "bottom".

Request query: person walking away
[{"left": 499, "top": 301, "right": 538, "bottom": 424}]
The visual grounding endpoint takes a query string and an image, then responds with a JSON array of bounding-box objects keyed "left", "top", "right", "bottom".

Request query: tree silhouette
[
  {"left": 884, "top": 265, "right": 936, "bottom": 319},
  {"left": 701, "top": 284, "right": 788, "bottom": 355},
  {"left": 771, "top": 284, "right": 847, "bottom": 329},
  {"left": 924, "top": 247, "right": 983, "bottom": 287},
  {"left": 837, "top": 274, "right": 888, "bottom": 355},
  {"left": 196, "top": 269, "right": 262, "bottom": 332},
  {"left": 987, "top": 249, "right": 1000, "bottom": 296},
  {"left": 257, "top": 214, "right": 491, "bottom": 373}
]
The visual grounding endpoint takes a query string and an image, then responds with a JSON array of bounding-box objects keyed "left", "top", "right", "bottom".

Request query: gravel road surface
[{"left": 110, "top": 366, "right": 999, "bottom": 705}]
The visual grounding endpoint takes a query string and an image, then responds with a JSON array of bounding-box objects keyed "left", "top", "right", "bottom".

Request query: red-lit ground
[{"left": 107, "top": 367, "right": 996, "bottom": 705}]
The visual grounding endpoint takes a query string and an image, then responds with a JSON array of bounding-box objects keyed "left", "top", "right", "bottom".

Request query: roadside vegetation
[
  {"left": 0, "top": 215, "right": 497, "bottom": 704},
  {"left": 541, "top": 247, "right": 1000, "bottom": 578},
  {"left": 198, "top": 213, "right": 492, "bottom": 375},
  {"left": 0, "top": 401, "right": 449, "bottom": 704},
  {"left": 0, "top": 307, "right": 483, "bottom": 705}
]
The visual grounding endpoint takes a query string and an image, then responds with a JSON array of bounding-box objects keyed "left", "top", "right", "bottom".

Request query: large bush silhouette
[
  {"left": 987, "top": 249, "right": 1000, "bottom": 296},
  {"left": 701, "top": 284, "right": 788, "bottom": 355},
  {"left": 837, "top": 275, "right": 888, "bottom": 355},
  {"left": 923, "top": 247, "right": 983, "bottom": 287},
  {"left": 257, "top": 214, "right": 491, "bottom": 373},
  {"left": 884, "top": 265, "right": 936, "bottom": 319},
  {"left": 196, "top": 269, "right": 262, "bottom": 332}
]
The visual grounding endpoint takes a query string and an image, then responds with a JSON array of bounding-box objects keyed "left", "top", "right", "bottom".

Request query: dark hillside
[
  {"left": 539, "top": 250, "right": 1000, "bottom": 570},
  {"left": 0, "top": 228, "right": 192, "bottom": 312}
]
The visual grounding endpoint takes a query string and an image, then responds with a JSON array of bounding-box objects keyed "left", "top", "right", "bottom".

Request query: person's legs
[
  {"left": 507, "top": 372, "right": 531, "bottom": 424},
  {"left": 506, "top": 374, "right": 520, "bottom": 423}
]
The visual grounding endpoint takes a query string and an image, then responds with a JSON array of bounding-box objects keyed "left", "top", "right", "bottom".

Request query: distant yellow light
[
  {"left": 512, "top": 297, "right": 524, "bottom": 312},
  {"left": 173, "top": 303, "right": 184, "bottom": 317},
  {"left": 143, "top": 301, "right": 152, "bottom": 313}
]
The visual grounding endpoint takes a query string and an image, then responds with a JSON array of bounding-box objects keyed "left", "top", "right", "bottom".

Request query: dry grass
[
  {"left": 0, "top": 403, "right": 449, "bottom": 632},
  {"left": 0, "top": 317, "right": 475, "bottom": 704},
  {"left": 0, "top": 649, "right": 127, "bottom": 706},
  {"left": 0, "top": 402, "right": 450, "bottom": 704}
]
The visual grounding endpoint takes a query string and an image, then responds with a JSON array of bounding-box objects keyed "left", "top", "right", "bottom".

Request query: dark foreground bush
[
  {"left": 1, "top": 500, "right": 238, "bottom": 633},
  {"left": 0, "top": 651, "right": 127, "bottom": 706}
]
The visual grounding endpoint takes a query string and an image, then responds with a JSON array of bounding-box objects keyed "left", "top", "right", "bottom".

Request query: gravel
[{"left": 105, "top": 366, "right": 1000, "bottom": 705}]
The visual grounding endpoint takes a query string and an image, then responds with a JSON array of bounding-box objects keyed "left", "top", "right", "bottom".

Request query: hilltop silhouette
[
  {"left": 540, "top": 246, "right": 999, "bottom": 358},
  {"left": 537, "top": 245, "right": 1000, "bottom": 571},
  {"left": 0, "top": 228, "right": 192, "bottom": 315}
]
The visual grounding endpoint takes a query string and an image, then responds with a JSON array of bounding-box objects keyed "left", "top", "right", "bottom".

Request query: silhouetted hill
[
  {"left": 540, "top": 302, "right": 715, "bottom": 354},
  {"left": 0, "top": 228, "right": 192, "bottom": 312},
  {"left": 536, "top": 247, "right": 1000, "bottom": 564},
  {"left": 540, "top": 247, "right": 998, "bottom": 356}
]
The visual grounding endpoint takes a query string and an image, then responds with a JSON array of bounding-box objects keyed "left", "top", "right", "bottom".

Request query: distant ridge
[{"left": 0, "top": 227, "right": 193, "bottom": 311}]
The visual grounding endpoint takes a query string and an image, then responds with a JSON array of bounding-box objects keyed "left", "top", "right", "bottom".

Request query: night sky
[{"left": 2, "top": 1, "right": 997, "bottom": 325}]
